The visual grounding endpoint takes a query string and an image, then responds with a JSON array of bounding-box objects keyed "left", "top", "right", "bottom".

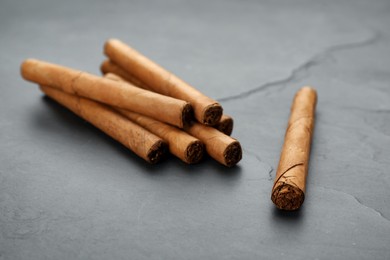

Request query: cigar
[
  {"left": 21, "top": 59, "right": 192, "bottom": 128},
  {"left": 215, "top": 114, "right": 234, "bottom": 136},
  {"left": 116, "top": 109, "right": 204, "bottom": 164},
  {"left": 39, "top": 85, "right": 167, "bottom": 163},
  {"left": 100, "top": 59, "right": 149, "bottom": 90},
  {"left": 271, "top": 87, "right": 317, "bottom": 210},
  {"left": 185, "top": 122, "right": 242, "bottom": 167},
  {"left": 104, "top": 39, "right": 223, "bottom": 126}
]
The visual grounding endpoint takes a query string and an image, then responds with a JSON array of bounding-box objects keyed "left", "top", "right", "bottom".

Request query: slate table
[{"left": 1, "top": 0, "right": 389, "bottom": 259}]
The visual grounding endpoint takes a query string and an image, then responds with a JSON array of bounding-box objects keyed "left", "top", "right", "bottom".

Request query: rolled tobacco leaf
[{"left": 271, "top": 87, "right": 317, "bottom": 210}]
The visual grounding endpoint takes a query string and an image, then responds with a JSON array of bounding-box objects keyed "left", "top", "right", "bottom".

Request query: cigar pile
[{"left": 21, "top": 39, "right": 242, "bottom": 167}]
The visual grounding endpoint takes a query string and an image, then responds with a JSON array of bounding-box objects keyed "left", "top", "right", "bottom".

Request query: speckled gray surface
[{"left": 1, "top": 0, "right": 390, "bottom": 259}]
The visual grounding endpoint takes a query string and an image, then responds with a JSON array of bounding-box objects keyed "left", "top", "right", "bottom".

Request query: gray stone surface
[{"left": 1, "top": 0, "right": 390, "bottom": 259}]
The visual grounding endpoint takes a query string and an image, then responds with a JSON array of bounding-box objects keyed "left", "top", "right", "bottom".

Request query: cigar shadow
[
  {"left": 38, "top": 96, "right": 170, "bottom": 173},
  {"left": 268, "top": 206, "right": 305, "bottom": 236},
  {"left": 167, "top": 152, "right": 240, "bottom": 169},
  {"left": 210, "top": 160, "right": 243, "bottom": 179},
  {"left": 271, "top": 206, "right": 303, "bottom": 221},
  {"left": 189, "top": 155, "right": 242, "bottom": 177}
]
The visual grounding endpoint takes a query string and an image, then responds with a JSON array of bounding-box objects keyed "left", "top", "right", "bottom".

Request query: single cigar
[
  {"left": 185, "top": 122, "right": 242, "bottom": 167},
  {"left": 116, "top": 108, "right": 204, "bottom": 164},
  {"left": 271, "top": 87, "right": 317, "bottom": 210},
  {"left": 21, "top": 59, "right": 192, "bottom": 128},
  {"left": 215, "top": 114, "right": 234, "bottom": 136},
  {"left": 104, "top": 39, "right": 223, "bottom": 126},
  {"left": 40, "top": 85, "right": 167, "bottom": 163},
  {"left": 100, "top": 59, "right": 149, "bottom": 90}
]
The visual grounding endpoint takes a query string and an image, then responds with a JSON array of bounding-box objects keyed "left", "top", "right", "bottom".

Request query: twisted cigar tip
[
  {"left": 271, "top": 183, "right": 305, "bottom": 211},
  {"left": 202, "top": 103, "right": 223, "bottom": 126},
  {"left": 223, "top": 140, "right": 242, "bottom": 167},
  {"left": 185, "top": 140, "right": 204, "bottom": 164},
  {"left": 216, "top": 115, "right": 233, "bottom": 136},
  {"left": 147, "top": 140, "right": 168, "bottom": 164}
]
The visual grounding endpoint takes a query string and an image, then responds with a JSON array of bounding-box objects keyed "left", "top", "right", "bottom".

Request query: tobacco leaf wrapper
[
  {"left": 104, "top": 72, "right": 131, "bottom": 84},
  {"left": 185, "top": 122, "right": 242, "bottom": 167},
  {"left": 101, "top": 59, "right": 150, "bottom": 90},
  {"left": 40, "top": 85, "right": 167, "bottom": 163},
  {"left": 116, "top": 108, "right": 204, "bottom": 164},
  {"left": 21, "top": 59, "right": 192, "bottom": 128},
  {"left": 271, "top": 87, "right": 317, "bottom": 210},
  {"left": 104, "top": 39, "right": 223, "bottom": 125}
]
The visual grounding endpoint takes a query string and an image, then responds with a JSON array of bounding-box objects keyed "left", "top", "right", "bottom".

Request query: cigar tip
[
  {"left": 223, "top": 140, "right": 242, "bottom": 167},
  {"left": 20, "top": 58, "right": 39, "bottom": 79},
  {"left": 300, "top": 86, "right": 317, "bottom": 95},
  {"left": 185, "top": 140, "right": 204, "bottom": 164},
  {"left": 182, "top": 103, "right": 194, "bottom": 128},
  {"left": 297, "top": 86, "right": 318, "bottom": 106},
  {"left": 100, "top": 59, "right": 110, "bottom": 74},
  {"left": 202, "top": 103, "right": 223, "bottom": 126},
  {"left": 106, "top": 38, "right": 121, "bottom": 44},
  {"left": 271, "top": 183, "right": 305, "bottom": 211},
  {"left": 104, "top": 38, "right": 122, "bottom": 52},
  {"left": 147, "top": 140, "right": 168, "bottom": 164},
  {"left": 217, "top": 116, "right": 234, "bottom": 136}
]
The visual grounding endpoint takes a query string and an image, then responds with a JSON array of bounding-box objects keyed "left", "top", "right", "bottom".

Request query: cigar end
[
  {"left": 184, "top": 140, "right": 204, "bottom": 164},
  {"left": 146, "top": 140, "right": 168, "bottom": 164},
  {"left": 100, "top": 59, "right": 110, "bottom": 75},
  {"left": 182, "top": 103, "right": 194, "bottom": 128},
  {"left": 217, "top": 117, "right": 233, "bottom": 136},
  {"left": 202, "top": 103, "right": 223, "bottom": 126},
  {"left": 20, "top": 58, "right": 39, "bottom": 81},
  {"left": 297, "top": 86, "right": 318, "bottom": 106},
  {"left": 223, "top": 140, "right": 242, "bottom": 167},
  {"left": 271, "top": 183, "right": 305, "bottom": 211},
  {"left": 104, "top": 38, "right": 120, "bottom": 51}
]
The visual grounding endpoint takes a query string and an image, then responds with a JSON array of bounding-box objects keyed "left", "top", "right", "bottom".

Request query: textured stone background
[{"left": 1, "top": 0, "right": 389, "bottom": 259}]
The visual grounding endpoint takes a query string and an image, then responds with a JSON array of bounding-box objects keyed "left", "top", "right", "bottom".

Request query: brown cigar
[
  {"left": 215, "top": 114, "right": 234, "bottom": 136},
  {"left": 104, "top": 39, "right": 223, "bottom": 126},
  {"left": 184, "top": 122, "right": 242, "bottom": 167},
  {"left": 271, "top": 87, "right": 317, "bottom": 210},
  {"left": 21, "top": 59, "right": 192, "bottom": 128},
  {"left": 100, "top": 59, "right": 149, "bottom": 90},
  {"left": 40, "top": 85, "right": 167, "bottom": 163},
  {"left": 116, "top": 108, "right": 204, "bottom": 164}
]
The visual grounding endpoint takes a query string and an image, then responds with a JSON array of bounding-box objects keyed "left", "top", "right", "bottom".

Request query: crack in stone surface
[
  {"left": 244, "top": 149, "right": 274, "bottom": 181},
  {"left": 315, "top": 185, "right": 390, "bottom": 223},
  {"left": 218, "top": 31, "right": 381, "bottom": 103}
]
